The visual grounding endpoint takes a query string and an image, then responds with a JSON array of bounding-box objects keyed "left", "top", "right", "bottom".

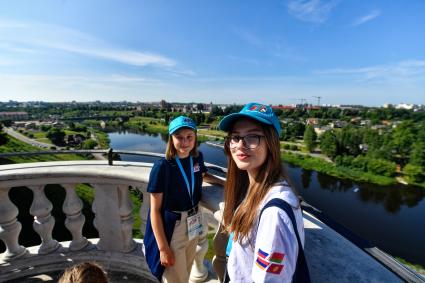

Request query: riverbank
[
  {"left": 283, "top": 151, "right": 396, "bottom": 186},
  {"left": 282, "top": 151, "right": 425, "bottom": 189}
]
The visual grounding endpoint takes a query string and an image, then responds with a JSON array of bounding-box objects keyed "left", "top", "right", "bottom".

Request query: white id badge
[{"left": 187, "top": 212, "right": 203, "bottom": 241}]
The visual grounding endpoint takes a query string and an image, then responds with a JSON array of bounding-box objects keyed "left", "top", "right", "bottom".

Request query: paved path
[{"left": 4, "top": 127, "right": 60, "bottom": 149}]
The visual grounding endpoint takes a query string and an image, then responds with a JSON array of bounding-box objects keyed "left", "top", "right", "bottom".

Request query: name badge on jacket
[{"left": 193, "top": 163, "right": 200, "bottom": 172}]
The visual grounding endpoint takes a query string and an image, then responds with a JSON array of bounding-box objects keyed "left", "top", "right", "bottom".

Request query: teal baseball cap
[
  {"left": 218, "top": 102, "right": 281, "bottom": 135},
  {"left": 168, "top": 116, "right": 197, "bottom": 134}
]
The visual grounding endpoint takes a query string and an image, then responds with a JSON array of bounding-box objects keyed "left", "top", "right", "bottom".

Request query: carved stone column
[
  {"left": 29, "top": 185, "right": 60, "bottom": 254},
  {"left": 0, "top": 188, "right": 27, "bottom": 260},
  {"left": 138, "top": 185, "right": 150, "bottom": 234},
  {"left": 212, "top": 202, "right": 229, "bottom": 283},
  {"left": 118, "top": 185, "right": 136, "bottom": 252},
  {"left": 62, "top": 184, "right": 89, "bottom": 251},
  {"left": 190, "top": 207, "right": 209, "bottom": 282},
  {"left": 92, "top": 183, "right": 124, "bottom": 252}
]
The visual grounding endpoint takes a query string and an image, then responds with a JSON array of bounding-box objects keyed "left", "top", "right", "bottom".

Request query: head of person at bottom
[
  {"left": 58, "top": 261, "right": 109, "bottom": 283},
  {"left": 166, "top": 115, "right": 199, "bottom": 159},
  {"left": 218, "top": 102, "right": 282, "bottom": 242}
]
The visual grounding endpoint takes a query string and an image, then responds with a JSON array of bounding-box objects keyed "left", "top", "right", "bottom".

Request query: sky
[{"left": 0, "top": 0, "right": 424, "bottom": 106}]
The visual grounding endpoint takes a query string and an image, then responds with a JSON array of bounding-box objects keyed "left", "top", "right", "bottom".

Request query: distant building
[
  {"left": 24, "top": 122, "right": 37, "bottom": 129},
  {"left": 314, "top": 125, "right": 331, "bottom": 136},
  {"left": 396, "top": 103, "right": 414, "bottom": 110},
  {"left": 329, "top": 120, "right": 347, "bottom": 128},
  {"left": 272, "top": 105, "right": 296, "bottom": 110},
  {"left": 0, "top": 112, "right": 29, "bottom": 121},
  {"left": 306, "top": 118, "right": 319, "bottom": 126}
]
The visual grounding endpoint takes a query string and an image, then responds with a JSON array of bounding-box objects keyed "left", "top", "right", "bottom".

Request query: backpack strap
[{"left": 259, "top": 198, "right": 311, "bottom": 283}]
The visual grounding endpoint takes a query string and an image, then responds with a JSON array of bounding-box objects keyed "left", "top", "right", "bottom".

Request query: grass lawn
[{"left": 0, "top": 136, "right": 86, "bottom": 164}]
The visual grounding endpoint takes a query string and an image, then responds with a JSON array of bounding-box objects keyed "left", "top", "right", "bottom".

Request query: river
[{"left": 109, "top": 129, "right": 425, "bottom": 267}]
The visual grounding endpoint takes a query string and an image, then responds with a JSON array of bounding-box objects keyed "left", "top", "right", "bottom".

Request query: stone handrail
[{"left": 0, "top": 160, "right": 225, "bottom": 282}]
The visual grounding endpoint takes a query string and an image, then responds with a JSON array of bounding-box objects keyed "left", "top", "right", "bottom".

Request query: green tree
[
  {"left": 303, "top": 125, "right": 316, "bottom": 152},
  {"left": 320, "top": 131, "right": 338, "bottom": 158},
  {"left": 391, "top": 120, "right": 416, "bottom": 163},
  {"left": 409, "top": 142, "right": 425, "bottom": 167},
  {"left": 281, "top": 122, "right": 305, "bottom": 141},
  {"left": 211, "top": 106, "right": 224, "bottom": 116},
  {"left": 0, "top": 129, "right": 8, "bottom": 145},
  {"left": 403, "top": 164, "right": 424, "bottom": 183},
  {"left": 46, "top": 128, "right": 66, "bottom": 145},
  {"left": 82, "top": 139, "right": 98, "bottom": 149},
  {"left": 339, "top": 126, "right": 362, "bottom": 156},
  {"left": 68, "top": 121, "right": 76, "bottom": 130},
  {"left": 196, "top": 103, "right": 204, "bottom": 112},
  {"left": 366, "top": 158, "right": 397, "bottom": 177},
  {"left": 1, "top": 119, "right": 12, "bottom": 127}
]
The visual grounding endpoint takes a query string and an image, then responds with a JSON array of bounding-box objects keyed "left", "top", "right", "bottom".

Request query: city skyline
[{"left": 0, "top": 1, "right": 424, "bottom": 106}]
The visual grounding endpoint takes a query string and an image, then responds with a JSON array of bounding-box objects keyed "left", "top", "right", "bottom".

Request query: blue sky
[{"left": 0, "top": 0, "right": 424, "bottom": 106}]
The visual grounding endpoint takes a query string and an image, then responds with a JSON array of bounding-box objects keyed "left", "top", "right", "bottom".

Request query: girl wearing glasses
[
  {"left": 144, "top": 116, "right": 224, "bottom": 283},
  {"left": 219, "top": 103, "right": 309, "bottom": 283}
]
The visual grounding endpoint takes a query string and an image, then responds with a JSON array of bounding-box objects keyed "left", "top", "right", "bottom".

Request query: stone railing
[{"left": 0, "top": 160, "right": 225, "bottom": 282}]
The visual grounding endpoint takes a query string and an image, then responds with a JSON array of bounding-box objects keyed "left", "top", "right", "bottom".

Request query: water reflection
[
  {"left": 301, "top": 169, "right": 312, "bottom": 189},
  {"left": 357, "top": 184, "right": 424, "bottom": 214}
]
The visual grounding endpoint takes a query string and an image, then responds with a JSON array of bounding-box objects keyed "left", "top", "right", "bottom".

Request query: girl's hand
[{"left": 160, "top": 247, "right": 175, "bottom": 267}]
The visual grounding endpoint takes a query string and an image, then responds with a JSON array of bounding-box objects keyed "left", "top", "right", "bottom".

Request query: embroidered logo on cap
[
  {"left": 248, "top": 104, "right": 268, "bottom": 114},
  {"left": 259, "top": 105, "right": 267, "bottom": 113}
]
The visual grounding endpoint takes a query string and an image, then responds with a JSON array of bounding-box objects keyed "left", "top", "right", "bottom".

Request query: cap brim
[
  {"left": 218, "top": 113, "right": 273, "bottom": 132},
  {"left": 169, "top": 125, "right": 197, "bottom": 135}
]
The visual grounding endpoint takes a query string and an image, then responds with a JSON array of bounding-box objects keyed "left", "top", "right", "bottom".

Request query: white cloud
[
  {"left": 0, "top": 19, "right": 176, "bottom": 68},
  {"left": 286, "top": 0, "right": 340, "bottom": 23},
  {"left": 232, "top": 28, "right": 305, "bottom": 62},
  {"left": 315, "top": 60, "right": 425, "bottom": 82},
  {"left": 350, "top": 10, "right": 381, "bottom": 27}
]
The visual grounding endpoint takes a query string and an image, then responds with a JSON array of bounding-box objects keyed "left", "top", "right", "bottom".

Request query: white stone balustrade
[
  {"left": 0, "top": 188, "right": 28, "bottom": 260},
  {"left": 29, "top": 185, "right": 60, "bottom": 254},
  {"left": 0, "top": 160, "right": 224, "bottom": 282},
  {"left": 62, "top": 184, "right": 89, "bottom": 251}
]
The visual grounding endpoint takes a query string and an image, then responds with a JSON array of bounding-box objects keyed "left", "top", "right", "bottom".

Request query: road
[{"left": 4, "top": 127, "right": 62, "bottom": 149}]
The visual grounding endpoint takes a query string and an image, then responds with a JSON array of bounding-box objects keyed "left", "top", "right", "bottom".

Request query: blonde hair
[
  {"left": 58, "top": 262, "right": 109, "bottom": 283},
  {"left": 222, "top": 121, "right": 285, "bottom": 244},
  {"left": 165, "top": 128, "right": 199, "bottom": 160}
]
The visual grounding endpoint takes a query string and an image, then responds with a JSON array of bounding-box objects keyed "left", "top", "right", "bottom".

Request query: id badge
[{"left": 187, "top": 211, "right": 203, "bottom": 241}]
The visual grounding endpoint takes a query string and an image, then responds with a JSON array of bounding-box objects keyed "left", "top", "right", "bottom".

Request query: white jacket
[{"left": 227, "top": 182, "right": 305, "bottom": 283}]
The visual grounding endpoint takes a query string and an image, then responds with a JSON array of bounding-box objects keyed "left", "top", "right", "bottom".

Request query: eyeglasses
[{"left": 226, "top": 134, "right": 265, "bottom": 149}]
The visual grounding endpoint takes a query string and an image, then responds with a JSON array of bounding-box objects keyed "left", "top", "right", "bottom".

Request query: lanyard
[{"left": 175, "top": 156, "right": 195, "bottom": 207}]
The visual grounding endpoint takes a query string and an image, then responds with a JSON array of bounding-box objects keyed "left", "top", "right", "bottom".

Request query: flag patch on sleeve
[{"left": 255, "top": 249, "right": 285, "bottom": 274}]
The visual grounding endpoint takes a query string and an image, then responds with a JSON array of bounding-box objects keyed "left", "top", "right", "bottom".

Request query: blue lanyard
[
  {"left": 226, "top": 232, "right": 234, "bottom": 257},
  {"left": 175, "top": 156, "right": 195, "bottom": 207}
]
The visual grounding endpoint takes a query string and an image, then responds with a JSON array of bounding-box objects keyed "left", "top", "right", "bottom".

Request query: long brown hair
[
  {"left": 165, "top": 128, "right": 199, "bottom": 160},
  {"left": 222, "top": 121, "right": 283, "bottom": 243}
]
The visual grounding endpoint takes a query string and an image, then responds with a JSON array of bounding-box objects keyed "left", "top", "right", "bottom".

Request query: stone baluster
[
  {"left": 0, "top": 188, "right": 28, "bottom": 260},
  {"left": 29, "top": 185, "right": 60, "bottom": 254},
  {"left": 212, "top": 202, "right": 229, "bottom": 282},
  {"left": 62, "top": 184, "right": 89, "bottom": 251},
  {"left": 92, "top": 183, "right": 125, "bottom": 252},
  {"left": 190, "top": 207, "right": 209, "bottom": 282},
  {"left": 138, "top": 185, "right": 150, "bottom": 233},
  {"left": 118, "top": 185, "right": 136, "bottom": 252}
]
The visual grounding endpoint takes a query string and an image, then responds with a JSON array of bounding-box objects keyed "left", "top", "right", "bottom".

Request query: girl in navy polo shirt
[
  {"left": 144, "top": 116, "right": 223, "bottom": 283},
  {"left": 218, "top": 103, "right": 309, "bottom": 283}
]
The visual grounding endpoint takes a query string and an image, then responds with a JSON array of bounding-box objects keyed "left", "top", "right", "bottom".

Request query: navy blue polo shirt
[{"left": 147, "top": 152, "right": 208, "bottom": 211}]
